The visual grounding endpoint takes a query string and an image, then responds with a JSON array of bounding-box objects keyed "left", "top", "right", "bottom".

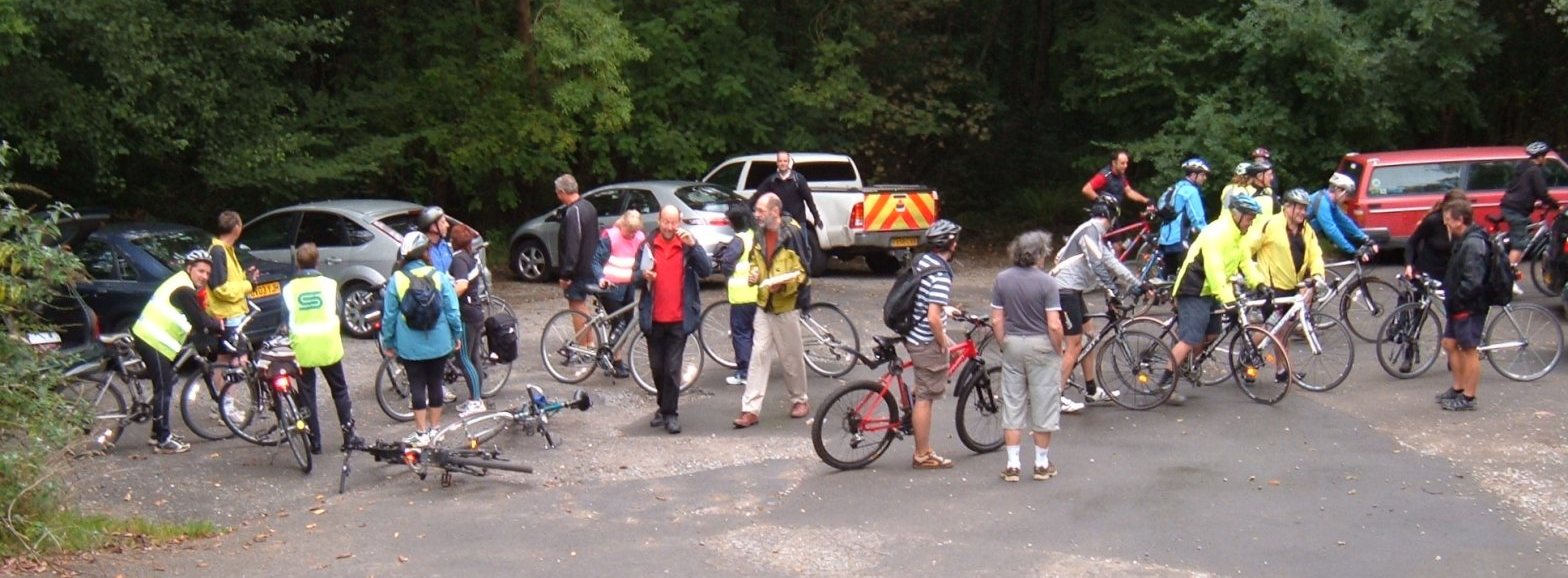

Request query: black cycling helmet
[
  {"left": 1244, "top": 160, "right": 1273, "bottom": 176},
  {"left": 1089, "top": 201, "right": 1120, "bottom": 221},
  {"left": 1526, "top": 141, "right": 1552, "bottom": 158},
  {"left": 924, "top": 219, "right": 962, "bottom": 248},
  {"left": 417, "top": 205, "right": 446, "bottom": 230}
]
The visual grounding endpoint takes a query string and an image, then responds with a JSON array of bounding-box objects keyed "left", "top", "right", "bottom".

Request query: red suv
[{"left": 1334, "top": 147, "right": 1568, "bottom": 248}]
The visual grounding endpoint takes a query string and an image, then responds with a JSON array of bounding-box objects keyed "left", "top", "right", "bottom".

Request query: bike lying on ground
[
  {"left": 810, "top": 308, "right": 1001, "bottom": 470},
  {"left": 336, "top": 393, "right": 559, "bottom": 493},
  {"left": 441, "top": 386, "right": 592, "bottom": 450}
]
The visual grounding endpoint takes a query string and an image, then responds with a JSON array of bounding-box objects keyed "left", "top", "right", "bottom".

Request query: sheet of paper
[{"left": 758, "top": 271, "right": 802, "bottom": 288}]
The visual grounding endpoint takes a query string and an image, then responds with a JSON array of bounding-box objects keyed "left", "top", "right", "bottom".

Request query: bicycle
[
  {"left": 1314, "top": 243, "right": 1399, "bottom": 343},
  {"left": 57, "top": 333, "right": 153, "bottom": 454},
  {"left": 1250, "top": 279, "right": 1356, "bottom": 392},
  {"left": 374, "top": 347, "right": 476, "bottom": 422},
  {"left": 696, "top": 300, "right": 862, "bottom": 378},
  {"left": 1120, "top": 276, "right": 1294, "bottom": 406},
  {"left": 1375, "top": 274, "right": 1447, "bottom": 379},
  {"left": 538, "top": 287, "right": 703, "bottom": 394},
  {"left": 439, "top": 385, "right": 592, "bottom": 451},
  {"left": 1059, "top": 293, "right": 1177, "bottom": 411},
  {"left": 1484, "top": 205, "right": 1566, "bottom": 296},
  {"left": 1102, "top": 209, "right": 1160, "bottom": 272},
  {"left": 810, "top": 309, "right": 1001, "bottom": 470},
  {"left": 337, "top": 421, "right": 533, "bottom": 493},
  {"left": 215, "top": 333, "right": 314, "bottom": 473}
]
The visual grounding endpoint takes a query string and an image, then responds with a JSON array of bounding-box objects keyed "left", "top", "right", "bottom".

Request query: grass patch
[{"left": 0, "top": 510, "right": 221, "bottom": 559}]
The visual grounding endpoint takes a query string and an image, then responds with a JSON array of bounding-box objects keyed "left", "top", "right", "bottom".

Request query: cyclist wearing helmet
[
  {"left": 381, "top": 231, "right": 464, "bottom": 447},
  {"left": 1306, "top": 173, "right": 1377, "bottom": 259},
  {"left": 905, "top": 218, "right": 962, "bottom": 469},
  {"left": 1155, "top": 158, "right": 1212, "bottom": 279},
  {"left": 418, "top": 206, "right": 454, "bottom": 274},
  {"left": 1243, "top": 189, "right": 1324, "bottom": 383},
  {"left": 1252, "top": 147, "right": 1282, "bottom": 204},
  {"left": 1081, "top": 149, "right": 1151, "bottom": 210},
  {"left": 1159, "top": 193, "right": 1265, "bottom": 403},
  {"left": 1052, "top": 203, "right": 1143, "bottom": 411},
  {"left": 1500, "top": 141, "right": 1562, "bottom": 272},
  {"left": 1217, "top": 160, "right": 1275, "bottom": 223},
  {"left": 131, "top": 249, "right": 224, "bottom": 454}
]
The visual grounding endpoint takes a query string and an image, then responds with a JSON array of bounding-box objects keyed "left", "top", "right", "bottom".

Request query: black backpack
[
  {"left": 397, "top": 269, "right": 443, "bottom": 331},
  {"left": 483, "top": 312, "right": 519, "bottom": 363},
  {"left": 883, "top": 254, "right": 951, "bottom": 335},
  {"left": 1480, "top": 232, "right": 1516, "bottom": 308}
]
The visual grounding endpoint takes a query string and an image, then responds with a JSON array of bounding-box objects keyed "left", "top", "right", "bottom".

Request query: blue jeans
[{"left": 730, "top": 303, "right": 757, "bottom": 376}]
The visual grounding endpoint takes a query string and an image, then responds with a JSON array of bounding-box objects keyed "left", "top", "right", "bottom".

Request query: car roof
[
  {"left": 715, "top": 152, "right": 852, "bottom": 164},
  {"left": 98, "top": 221, "right": 211, "bottom": 236},
  {"left": 585, "top": 180, "right": 714, "bottom": 192},
  {"left": 261, "top": 199, "right": 425, "bottom": 219},
  {"left": 1343, "top": 146, "right": 1563, "bottom": 166}
]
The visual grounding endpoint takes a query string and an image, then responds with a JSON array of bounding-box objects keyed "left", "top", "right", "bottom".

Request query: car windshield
[
  {"left": 675, "top": 185, "right": 745, "bottom": 212},
  {"left": 126, "top": 229, "right": 262, "bottom": 272}
]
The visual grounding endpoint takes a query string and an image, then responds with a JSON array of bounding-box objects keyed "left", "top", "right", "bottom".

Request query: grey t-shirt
[{"left": 990, "top": 265, "right": 1062, "bottom": 337}]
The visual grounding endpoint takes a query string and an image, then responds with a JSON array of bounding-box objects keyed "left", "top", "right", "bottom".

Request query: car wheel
[
  {"left": 511, "top": 239, "right": 553, "bottom": 282},
  {"left": 340, "top": 282, "right": 380, "bottom": 340},
  {"left": 865, "top": 253, "right": 901, "bottom": 275}
]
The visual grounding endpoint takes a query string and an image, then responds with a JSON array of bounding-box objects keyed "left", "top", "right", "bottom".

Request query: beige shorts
[{"left": 906, "top": 340, "right": 949, "bottom": 401}]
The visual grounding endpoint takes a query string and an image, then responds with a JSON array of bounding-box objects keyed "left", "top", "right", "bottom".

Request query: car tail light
[
  {"left": 683, "top": 217, "right": 729, "bottom": 226},
  {"left": 272, "top": 374, "right": 293, "bottom": 393},
  {"left": 849, "top": 202, "right": 865, "bottom": 230}
]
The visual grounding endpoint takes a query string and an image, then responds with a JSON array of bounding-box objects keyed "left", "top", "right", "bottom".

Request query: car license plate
[
  {"left": 891, "top": 237, "right": 919, "bottom": 248},
  {"left": 249, "top": 281, "right": 281, "bottom": 299}
]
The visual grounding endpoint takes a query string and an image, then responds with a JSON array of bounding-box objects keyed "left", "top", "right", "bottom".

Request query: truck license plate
[
  {"left": 249, "top": 281, "right": 281, "bottom": 299},
  {"left": 891, "top": 237, "right": 919, "bottom": 248}
]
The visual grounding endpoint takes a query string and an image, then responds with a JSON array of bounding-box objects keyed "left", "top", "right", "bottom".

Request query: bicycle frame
[
  {"left": 1104, "top": 218, "right": 1155, "bottom": 262},
  {"left": 841, "top": 317, "right": 988, "bottom": 436}
]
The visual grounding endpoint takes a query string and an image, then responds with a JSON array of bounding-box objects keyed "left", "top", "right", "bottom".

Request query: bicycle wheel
[
  {"left": 1484, "top": 303, "right": 1564, "bottom": 381},
  {"left": 1339, "top": 276, "right": 1400, "bottom": 342},
  {"left": 696, "top": 301, "right": 738, "bottom": 369},
  {"left": 59, "top": 374, "right": 127, "bottom": 446},
  {"left": 810, "top": 381, "right": 899, "bottom": 470},
  {"left": 440, "top": 453, "right": 534, "bottom": 474},
  {"left": 219, "top": 379, "right": 282, "bottom": 445},
  {"left": 1288, "top": 313, "right": 1355, "bottom": 392},
  {"left": 1096, "top": 329, "right": 1176, "bottom": 410},
  {"left": 478, "top": 334, "right": 513, "bottom": 397},
  {"left": 431, "top": 410, "right": 513, "bottom": 448},
  {"left": 539, "top": 310, "right": 600, "bottom": 384},
  {"left": 1228, "top": 326, "right": 1290, "bottom": 405},
  {"left": 1528, "top": 252, "right": 1556, "bottom": 296},
  {"left": 629, "top": 330, "right": 704, "bottom": 395},
  {"left": 179, "top": 371, "right": 233, "bottom": 441},
  {"left": 801, "top": 303, "right": 860, "bottom": 378},
  {"left": 374, "top": 357, "right": 415, "bottom": 422},
  {"left": 954, "top": 363, "right": 1003, "bottom": 453},
  {"left": 278, "top": 395, "right": 313, "bottom": 474},
  {"left": 1375, "top": 303, "right": 1442, "bottom": 379}
]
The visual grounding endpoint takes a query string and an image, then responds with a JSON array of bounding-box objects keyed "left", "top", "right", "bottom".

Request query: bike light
[
  {"left": 468, "top": 438, "right": 479, "bottom": 450},
  {"left": 1137, "top": 373, "right": 1149, "bottom": 384},
  {"left": 1245, "top": 366, "right": 1259, "bottom": 379},
  {"left": 272, "top": 375, "right": 293, "bottom": 393}
]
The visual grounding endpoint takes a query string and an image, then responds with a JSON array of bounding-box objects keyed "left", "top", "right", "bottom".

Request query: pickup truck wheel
[
  {"left": 865, "top": 253, "right": 900, "bottom": 275},
  {"left": 806, "top": 230, "right": 828, "bottom": 277}
]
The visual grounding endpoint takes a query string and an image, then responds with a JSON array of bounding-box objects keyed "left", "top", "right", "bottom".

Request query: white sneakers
[
  {"left": 456, "top": 400, "right": 487, "bottom": 417},
  {"left": 725, "top": 373, "right": 747, "bottom": 386},
  {"left": 1086, "top": 388, "right": 1117, "bottom": 403},
  {"left": 442, "top": 387, "right": 458, "bottom": 403},
  {"left": 1060, "top": 397, "right": 1085, "bottom": 414},
  {"left": 1512, "top": 282, "right": 1525, "bottom": 296},
  {"left": 402, "top": 430, "right": 431, "bottom": 447}
]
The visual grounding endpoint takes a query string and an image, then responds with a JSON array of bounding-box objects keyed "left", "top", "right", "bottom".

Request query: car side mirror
[{"left": 546, "top": 208, "right": 564, "bottom": 223}]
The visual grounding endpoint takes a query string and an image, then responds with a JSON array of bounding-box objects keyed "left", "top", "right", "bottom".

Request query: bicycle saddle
[
  {"left": 873, "top": 336, "right": 903, "bottom": 349},
  {"left": 1485, "top": 214, "right": 1506, "bottom": 225}
]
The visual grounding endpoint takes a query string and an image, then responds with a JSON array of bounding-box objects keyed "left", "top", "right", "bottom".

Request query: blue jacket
[
  {"left": 1307, "top": 189, "right": 1369, "bottom": 255},
  {"left": 1157, "top": 178, "right": 1207, "bottom": 247},
  {"left": 428, "top": 239, "right": 454, "bottom": 275},
  {"left": 379, "top": 260, "right": 463, "bottom": 361},
  {"left": 636, "top": 237, "right": 714, "bottom": 336}
]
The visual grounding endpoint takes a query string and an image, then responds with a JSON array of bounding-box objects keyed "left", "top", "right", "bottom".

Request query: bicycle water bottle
[{"left": 531, "top": 388, "right": 548, "bottom": 409}]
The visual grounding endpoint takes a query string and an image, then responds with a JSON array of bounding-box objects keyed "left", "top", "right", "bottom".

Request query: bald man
[
  {"left": 734, "top": 193, "right": 812, "bottom": 428},
  {"left": 636, "top": 205, "right": 713, "bottom": 434}
]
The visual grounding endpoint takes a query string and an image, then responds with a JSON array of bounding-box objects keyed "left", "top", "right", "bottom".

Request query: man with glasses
[{"left": 1306, "top": 173, "right": 1378, "bottom": 260}]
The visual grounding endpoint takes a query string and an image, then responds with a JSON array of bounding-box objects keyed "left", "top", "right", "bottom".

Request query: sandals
[{"left": 912, "top": 451, "right": 954, "bottom": 470}]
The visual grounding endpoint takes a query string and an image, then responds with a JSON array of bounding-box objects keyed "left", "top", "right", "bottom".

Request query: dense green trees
[{"left": 1, "top": 0, "right": 1563, "bottom": 238}]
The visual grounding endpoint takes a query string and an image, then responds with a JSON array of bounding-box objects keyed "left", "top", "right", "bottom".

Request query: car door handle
[{"left": 324, "top": 257, "right": 343, "bottom": 265}]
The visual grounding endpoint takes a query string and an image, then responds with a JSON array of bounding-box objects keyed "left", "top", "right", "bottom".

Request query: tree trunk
[{"left": 516, "top": 0, "right": 532, "bottom": 44}]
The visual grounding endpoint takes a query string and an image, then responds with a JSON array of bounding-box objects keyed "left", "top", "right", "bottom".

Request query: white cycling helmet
[
  {"left": 1328, "top": 172, "right": 1355, "bottom": 191},
  {"left": 1233, "top": 162, "right": 1251, "bottom": 177},
  {"left": 399, "top": 231, "right": 429, "bottom": 257},
  {"left": 183, "top": 249, "right": 213, "bottom": 266}
]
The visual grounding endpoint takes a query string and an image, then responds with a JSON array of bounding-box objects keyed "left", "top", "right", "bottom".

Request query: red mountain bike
[{"left": 810, "top": 310, "right": 1000, "bottom": 470}]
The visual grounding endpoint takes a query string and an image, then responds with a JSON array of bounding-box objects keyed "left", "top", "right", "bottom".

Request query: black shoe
[
  {"left": 1397, "top": 359, "right": 1414, "bottom": 374},
  {"left": 310, "top": 441, "right": 323, "bottom": 455},
  {"left": 611, "top": 361, "right": 632, "bottom": 379},
  {"left": 1439, "top": 395, "right": 1476, "bottom": 411},
  {"left": 664, "top": 416, "right": 681, "bottom": 434},
  {"left": 649, "top": 412, "right": 666, "bottom": 428},
  {"left": 1275, "top": 370, "right": 1304, "bottom": 384},
  {"left": 1435, "top": 387, "right": 1463, "bottom": 403},
  {"left": 341, "top": 434, "right": 364, "bottom": 452}
]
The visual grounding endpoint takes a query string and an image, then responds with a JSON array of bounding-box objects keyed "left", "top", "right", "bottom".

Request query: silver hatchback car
[
  {"left": 507, "top": 181, "right": 746, "bottom": 281},
  {"left": 245, "top": 200, "right": 489, "bottom": 338}
]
